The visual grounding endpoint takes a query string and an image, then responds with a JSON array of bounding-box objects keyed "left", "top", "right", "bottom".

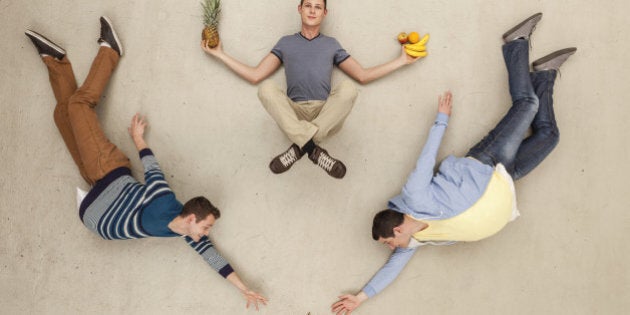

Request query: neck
[
  {"left": 300, "top": 25, "right": 321, "bottom": 40},
  {"left": 167, "top": 216, "right": 187, "bottom": 236},
  {"left": 404, "top": 215, "right": 428, "bottom": 234}
]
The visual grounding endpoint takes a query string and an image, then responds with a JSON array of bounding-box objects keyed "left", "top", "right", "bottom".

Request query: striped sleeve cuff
[
  {"left": 219, "top": 264, "right": 234, "bottom": 278},
  {"left": 139, "top": 148, "right": 154, "bottom": 158}
]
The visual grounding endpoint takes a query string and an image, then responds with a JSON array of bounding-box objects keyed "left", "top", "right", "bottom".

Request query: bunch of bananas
[{"left": 404, "top": 34, "right": 430, "bottom": 58}]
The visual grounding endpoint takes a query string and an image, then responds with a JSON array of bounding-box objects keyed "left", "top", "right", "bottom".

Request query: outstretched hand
[
  {"left": 438, "top": 91, "right": 453, "bottom": 116},
  {"left": 241, "top": 289, "right": 268, "bottom": 311},
  {"left": 331, "top": 293, "right": 366, "bottom": 315},
  {"left": 128, "top": 113, "right": 148, "bottom": 151}
]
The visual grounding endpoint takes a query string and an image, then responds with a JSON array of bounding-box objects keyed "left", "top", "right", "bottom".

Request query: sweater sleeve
[
  {"left": 139, "top": 148, "right": 173, "bottom": 202},
  {"left": 362, "top": 246, "right": 418, "bottom": 298},
  {"left": 185, "top": 236, "right": 234, "bottom": 278}
]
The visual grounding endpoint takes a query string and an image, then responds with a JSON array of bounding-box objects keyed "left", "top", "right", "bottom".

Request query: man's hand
[
  {"left": 399, "top": 46, "right": 423, "bottom": 65},
  {"left": 438, "top": 91, "right": 452, "bottom": 116},
  {"left": 331, "top": 293, "right": 368, "bottom": 315},
  {"left": 201, "top": 39, "right": 223, "bottom": 57},
  {"left": 128, "top": 113, "right": 148, "bottom": 151},
  {"left": 241, "top": 288, "right": 268, "bottom": 311}
]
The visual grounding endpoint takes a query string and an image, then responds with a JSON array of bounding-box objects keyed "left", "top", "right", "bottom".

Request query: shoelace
[
  {"left": 317, "top": 152, "right": 336, "bottom": 172},
  {"left": 279, "top": 148, "right": 299, "bottom": 167}
]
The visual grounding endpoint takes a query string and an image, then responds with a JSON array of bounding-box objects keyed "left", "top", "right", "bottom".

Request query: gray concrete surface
[{"left": 2, "top": 0, "right": 629, "bottom": 314}]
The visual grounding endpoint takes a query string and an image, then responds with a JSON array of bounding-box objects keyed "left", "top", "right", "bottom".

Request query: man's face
[
  {"left": 378, "top": 232, "right": 411, "bottom": 250},
  {"left": 188, "top": 214, "right": 216, "bottom": 242},
  {"left": 298, "top": 0, "right": 327, "bottom": 27}
]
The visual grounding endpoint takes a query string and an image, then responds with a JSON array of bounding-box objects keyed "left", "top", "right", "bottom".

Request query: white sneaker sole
[{"left": 25, "top": 30, "right": 66, "bottom": 56}]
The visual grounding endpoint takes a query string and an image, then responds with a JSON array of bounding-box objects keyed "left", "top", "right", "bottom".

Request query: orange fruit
[{"left": 408, "top": 32, "right": 420, "bottom": 44}]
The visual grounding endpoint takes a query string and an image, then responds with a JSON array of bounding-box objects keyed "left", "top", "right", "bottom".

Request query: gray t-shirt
[{"left": 271, "top": 33, "right": 350, "bottom": 102}]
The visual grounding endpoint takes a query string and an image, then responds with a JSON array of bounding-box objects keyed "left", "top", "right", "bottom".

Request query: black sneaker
[
  {"left": 533, "top": 48, "right": 577, "bottom": 71},
  {"left": 502, "top": 13, "right": 542, "bottom": 43},
  {"left": 308, "top": 146, "right": 346, "bottom": 179},
  {"left": 25, "top": 30, "right": 66, "bottom": 59},
  {"left": 269, "top": 144, "right": 304, "bottom": 174},
  {"left": 98, "top": 16, "right": 123, "bottom": 56}
]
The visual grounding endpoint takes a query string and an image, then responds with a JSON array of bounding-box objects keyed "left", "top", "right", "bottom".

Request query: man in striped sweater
[{"left": 26, "top": 16, "right": 267, "bottom": 310}]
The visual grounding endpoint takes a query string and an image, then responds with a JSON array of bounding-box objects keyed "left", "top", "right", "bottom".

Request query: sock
[
  {"left": 301, "top": 139, "right": 316, "bottom": 155},
  {"left": 100, "top": 42, "right": 111, "bottom": 48}
]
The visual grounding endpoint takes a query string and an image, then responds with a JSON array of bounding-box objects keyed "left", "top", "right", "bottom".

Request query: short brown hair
[
  {"left": 372, "top": 209, "right": 404, "bottom": 240},
  {"left": 180, "top": 196, "right": 220, "bottom": 222}
]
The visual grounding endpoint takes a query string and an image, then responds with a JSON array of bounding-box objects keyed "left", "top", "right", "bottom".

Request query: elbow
[
  {"left": 248, "top": 72, "right": 268, "bottom": 85},
  {"left": 249, "top": 76, "right": 264, "bottom": 85},
  {"left": 356, "top": 74, "right": 375, "bottom": 85}
]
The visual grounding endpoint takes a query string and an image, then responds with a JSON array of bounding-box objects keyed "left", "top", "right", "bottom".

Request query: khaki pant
[
  {"left": 45, "top": 47, "right": 130, "bottom": 186},
  {"left": 257, "top": 79, "right": 358, "bottom": 147}
]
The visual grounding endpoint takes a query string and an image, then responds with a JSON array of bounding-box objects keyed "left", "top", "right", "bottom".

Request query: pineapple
[{"left": 201, "top": 0, "right": 221, "bottom": 48}]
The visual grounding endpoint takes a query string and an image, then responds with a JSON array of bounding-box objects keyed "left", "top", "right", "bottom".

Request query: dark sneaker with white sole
[
  {"left": 269, "top": 144, "right": 304, "bottom": 174},
  {"left": 308, "top": 146, "right": 346, "bottom": 179},
  {"left": 25, "top": 30, "right": 66, "bottom": 59},
  {"left": 502, "top": 13, "right": 542, "bottom": 43},
  {"left": 98, "top": 16, "right": 123, "bottom": 56},
  {"left": 533, "top": 48, "right": 577, "bottom": 71}
]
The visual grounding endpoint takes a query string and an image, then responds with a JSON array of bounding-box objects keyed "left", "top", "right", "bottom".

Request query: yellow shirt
[{"left": 411, "top": 168, "right": 516, "bottom": 242}]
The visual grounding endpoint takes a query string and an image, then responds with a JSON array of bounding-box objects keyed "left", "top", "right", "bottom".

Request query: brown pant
[{"left": 45, "top": 46, "right": 130, "bottom": 185}]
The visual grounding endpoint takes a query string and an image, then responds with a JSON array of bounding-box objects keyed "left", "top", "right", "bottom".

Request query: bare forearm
[
  {"left": 214, "top": 53, "right": 263, "bottom": 84},
  {"left": 340, "top": 54, "right": 409, "bottom": 85},
  {"left": 133, "top": 136, "right": 148, "bottom": 151},
  {"left": 359, "top": 58, "right": 407, "bottom": 84},
  {"left": 226, "top": 272, "right": 248, "bottom": 292},
  {"left": 207, "top": 49, "right": 280, "bottom": 85}
]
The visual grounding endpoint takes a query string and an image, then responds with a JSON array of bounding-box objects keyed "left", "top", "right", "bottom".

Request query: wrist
[{"left": 357, "top": 291, "right": 369, "bottom": 302}]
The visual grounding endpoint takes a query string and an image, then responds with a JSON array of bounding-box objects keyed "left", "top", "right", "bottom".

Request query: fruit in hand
[
  {"left": 404, "top": 33, "right": 430, "bottom": 58},
  {"left": 408, "top": 32, "right": 420, "bottom": 44},
  {"left": 201, "top": 0, "right": 221, "bottom": 48},
  {"left": 397, "top": 32, "right": 409, "bottom": 44}
]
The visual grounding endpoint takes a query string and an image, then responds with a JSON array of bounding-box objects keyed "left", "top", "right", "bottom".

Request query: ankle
[{"left": 301, "top": 139, "right": 316, "bottom": 156}]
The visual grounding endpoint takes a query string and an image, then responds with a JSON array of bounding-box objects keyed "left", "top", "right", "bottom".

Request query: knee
[
  {"left": 527, "top": 94, "right": 539, "bottom": 112},
  {"left": 338, "top": 80, "right": 358, "bottom": 101},
  {"left": 540, "top": 125, "right": 560, "bottom": 148},
  {"left": 257, "top": 80, "right": 279, "bottom": 102},
  {"left": 515, "top": 94, "right": 539, "bottom": 114},
  {"left": 67, "top": 92, "right": 94, "bottom": 111}
]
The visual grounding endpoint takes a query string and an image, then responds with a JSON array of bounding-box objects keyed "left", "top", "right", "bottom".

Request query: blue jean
[{"left": 467, "top": 39, "right": 559, "bottom": 180}]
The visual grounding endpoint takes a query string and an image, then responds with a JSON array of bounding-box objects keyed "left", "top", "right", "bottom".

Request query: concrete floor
[{"left": 2, "top": 0, "right": 629, "bottom": 314}]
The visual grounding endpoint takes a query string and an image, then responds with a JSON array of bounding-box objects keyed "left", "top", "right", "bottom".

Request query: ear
[
  {"left": 393, "top": 225, "right": 403, "bottom": 236},
  {"left": 185, "top": 213, "right": 196, "bottom": 224}
]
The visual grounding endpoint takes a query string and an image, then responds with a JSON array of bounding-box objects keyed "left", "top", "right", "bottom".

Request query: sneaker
[
  {"left": 502, "top": 13, "right": 542, "bottom": 43},
  {"left": 98, "top": 16, "right": 123, "bottom": 56},
  {"left": 308, "top": 146, "right": 346, "bottom": 179},
  {"left": 269, "top": 144, "right": 304, "bottom": 174},
  {"left": 25, "top": 30, "right": 66, "bottom": 59},
  {"left": 533, "top": 48, "right": 577, "bottom": 71}
]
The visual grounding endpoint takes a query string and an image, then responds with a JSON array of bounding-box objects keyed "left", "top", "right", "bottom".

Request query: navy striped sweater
[{"left": 79, "top": 149, "right": 233, "bottom": 278}]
